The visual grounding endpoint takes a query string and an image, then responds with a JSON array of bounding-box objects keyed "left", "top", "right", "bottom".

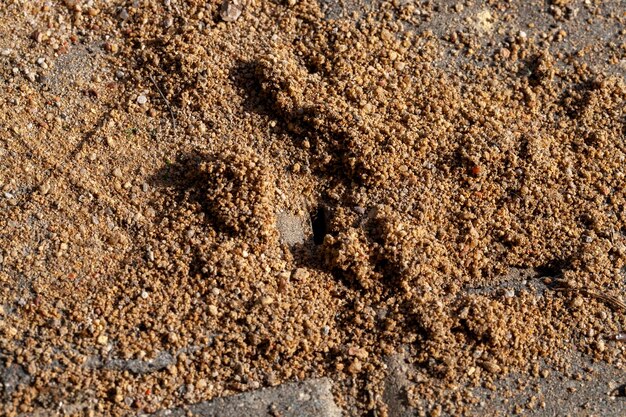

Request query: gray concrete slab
[
  {"left": 149, "top": 378, "right": 342, "bottom": 417},
  {"left": 384, "top": 349, "right": 626, "bottom": 417}
]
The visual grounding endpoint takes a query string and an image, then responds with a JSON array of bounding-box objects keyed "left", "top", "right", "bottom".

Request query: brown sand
[{"left": 0, "top": 0, "right": 625, "bottom": 415}]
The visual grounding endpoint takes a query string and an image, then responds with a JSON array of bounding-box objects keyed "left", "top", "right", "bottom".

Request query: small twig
[
  {"left": 555, "top": 287, "right": 626, "bottom": 311},
  {"left": 148, "top": 73, "right": 176, "bottom": 130},
  {"left": 555, "top": 286, "right": 626, "bottom": 341}
]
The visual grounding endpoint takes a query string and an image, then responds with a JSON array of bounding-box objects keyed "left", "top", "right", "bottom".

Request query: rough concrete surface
[
  {"left": 149, "top": 378, "right": 341, "bottom": 417},
  {"left": 384, "top": 348, "right": 626, "bottom": 417}
]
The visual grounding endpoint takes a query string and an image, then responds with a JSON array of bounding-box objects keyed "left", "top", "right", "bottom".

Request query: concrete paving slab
[
  {"left": 149, "top": 378, "right": 342, "bottom": 417},
  {"left": 384, "top": 349, "right": 626, "bottom": 417}
]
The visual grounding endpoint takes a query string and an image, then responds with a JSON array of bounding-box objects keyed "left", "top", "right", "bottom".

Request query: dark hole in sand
[
  {"left": 535, "top": 259, "right": 569, "bottom": 278},
  {"left": 311, "top": 206, "right": 327, "bottom": 245}
]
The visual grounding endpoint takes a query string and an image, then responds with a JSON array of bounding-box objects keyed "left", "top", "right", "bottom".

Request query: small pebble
[
  {"left": 208, "top": 305, "right": 219, "bottom": 315},
  {"left": 260, "top": 296, "right": 274, "bottom": 306},
  {"left": 118, "top": 8, "right": 129, "bottom": 20},
  {"left": 571, "top": 296, "right": 584, "bottom": 308},
  {"left": 348, "top": 358, "right": 362, "bottom": 374},
  {"left": 97, "top": 335, "right": 108, "bottom": 345},
  {"left": 137, "top": 95, "right": 148, "bottom": 105},
  {"left": 479, "top": 360, "right": 501, "bottom": 374},
  {"left": 220, "top": 0, "right": 242, "bottom": 22},
  {"left": 293, "top": 268, "right": 310, "bottom": 280}
]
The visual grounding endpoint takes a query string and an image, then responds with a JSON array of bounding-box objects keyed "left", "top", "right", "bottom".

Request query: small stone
[
  {"left": 141, "top": 290, "right": 149, "bottom": 299},
  {"left": 348, "top": 358, "right": 362, "bottom": 374},
  {"left": 208, "top": 305, "right": 219, "bottom": 316},
  {"left": 137, "top": 95, "right": 148, "bottom": 105},
  {"left": 196, "top": 379, "right": 207, "bottom": 390},
  {"left": 260, "top": 296, "right": 274, "bottom": 306},
  {"left": 571, "top": 296, "right": 584, "bottom": 308},
  {"left": 220, "top": 0, "right": 242, "bottom": 22},
  {"left": 596, "top": 339, "right": 606, "bottom": 352},
  {"left": 479, "top": 360, "right": 501, "bottom": 374},
  {"left": 118, "top": 8, "right": 129, "bottom": 20},
  {"left": 97, "top": 335, "right": 108, "bottom": 345},
  {"left": 347, "top": 346, "right": 368, "bottom": 359},
  {"left": 168, "top": 333, "right": 179, "bottom": 343},
  {"left": 293, "top": 268, "right": 310, "bottom": 280},
  {"left": 107, "top": 234, "right": 121, "bottom": 245},
  {"left": 113, "top": 168, "right": 123, "bottom": 178}
]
